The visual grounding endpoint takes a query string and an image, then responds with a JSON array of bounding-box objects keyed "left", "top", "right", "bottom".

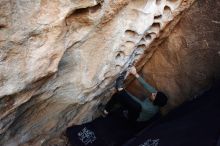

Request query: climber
[{"left": 103, "top": 66, "right": 168, "bottom": 122}]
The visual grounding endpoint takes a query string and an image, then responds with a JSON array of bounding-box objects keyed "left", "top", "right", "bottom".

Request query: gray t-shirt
[{"left": 126, "top": 76, "right": 159, "bottom": 122}]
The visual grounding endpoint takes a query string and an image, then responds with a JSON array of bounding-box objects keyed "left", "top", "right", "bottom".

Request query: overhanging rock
[{"left": 0, "top": 0, "right": 197, "bottom": 145}]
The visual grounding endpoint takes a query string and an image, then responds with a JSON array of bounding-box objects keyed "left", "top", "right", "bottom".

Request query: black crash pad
[{"left": 66, "top": 108, "right": 156, "bottom": 146}]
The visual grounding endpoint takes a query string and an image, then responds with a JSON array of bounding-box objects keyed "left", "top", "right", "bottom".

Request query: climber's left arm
[
  {"left": 136, "top": 75, "right": 157, "bottom": 93},
  {"left": 128, "top": 66, "right": 157, "bottom": 93}
]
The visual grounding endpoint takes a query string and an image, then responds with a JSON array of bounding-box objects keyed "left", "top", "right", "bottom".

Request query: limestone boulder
[{"left": 3, "top": 0, "right": 220, "bottom": 145}]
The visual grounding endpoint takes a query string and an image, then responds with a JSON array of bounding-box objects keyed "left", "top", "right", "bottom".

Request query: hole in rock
[
  {"left": 163, "top": 5, "right": 172, "bottom": 19},
  {"left": 72, "top": 3, "right": 101, "bottom": 15},
  {"left": 115, "top": 51, "right": 125, "bottom": 60},
  {"left": 0, "top": 24, "right": 6, "bottom": 29},
  {"left": 65, "top": 4, "right": 101, "bottom": 25},
  {"left": 139, "top": 38, "right": 146, "bottom": 45},
  {"left": 137, "top": 44, "right": 146, "bottom": 50},
  {"left": 154, "top": 15, "right": 162, "bottom": 20},
  {"left": 140, "top": 38, "right": 145, "bottom": 42},
  {"left": 125, "top": 30, "right": 139, "bottom": 38},
  {"left": 74, "top": 8, "right": 89, "bottom": 14},
  {"left": 115, "top": 65, "right": 122, "bottom": 72},
  {"left": 147, "top": 23, "right": 161, "bottom": 35},
  {"left": 144, "top": 34, "right": 152, "bottom": 40},
  {"left": 136, "top": 44, "right": 146, "bottom": 55},
  {"left": 149, "top": 32, "right": 157, "bottom": 40},
  {"left": 150, "top": 23, "right": 161, "bottom": 32}
]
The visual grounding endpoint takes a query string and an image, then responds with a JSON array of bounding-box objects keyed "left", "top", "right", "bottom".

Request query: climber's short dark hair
[{"left": 153, "top": 92, "right": 168, "bottom": 107}]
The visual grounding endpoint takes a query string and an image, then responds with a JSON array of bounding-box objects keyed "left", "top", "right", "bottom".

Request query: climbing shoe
[
  {"left": 98, "top": 104, "right": 108, "bottom": 117},
  {"left": 115, "top": 71, "right": 127, "bottom": 90}
]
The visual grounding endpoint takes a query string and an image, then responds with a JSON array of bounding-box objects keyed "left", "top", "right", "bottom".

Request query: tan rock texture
[
  {"left": 1, "top": 0, "right": 219, "bottom": 145},
  {"left": 128, "top": 0, "right": 220, "bottom": 111}
]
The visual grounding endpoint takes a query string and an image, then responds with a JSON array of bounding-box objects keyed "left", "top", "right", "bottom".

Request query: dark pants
[{"left": 105, "top": 90, "right": 142, "bottom": 122}]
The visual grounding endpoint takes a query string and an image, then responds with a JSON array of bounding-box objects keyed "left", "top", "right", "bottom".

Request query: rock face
[
  {"left": 0, "top": 0, "right": 219, "bottom": 145},
  {"left": 127, "top": 0, "right": 220, "bottom": 111}
]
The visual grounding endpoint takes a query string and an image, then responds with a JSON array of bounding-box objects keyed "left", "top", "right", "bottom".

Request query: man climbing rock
[
  {"left": 66, "top": 66, "right": 168, "bottom": 146},
  {"left": 103, "top": 66, "right": 168, "bottom": 122}
]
